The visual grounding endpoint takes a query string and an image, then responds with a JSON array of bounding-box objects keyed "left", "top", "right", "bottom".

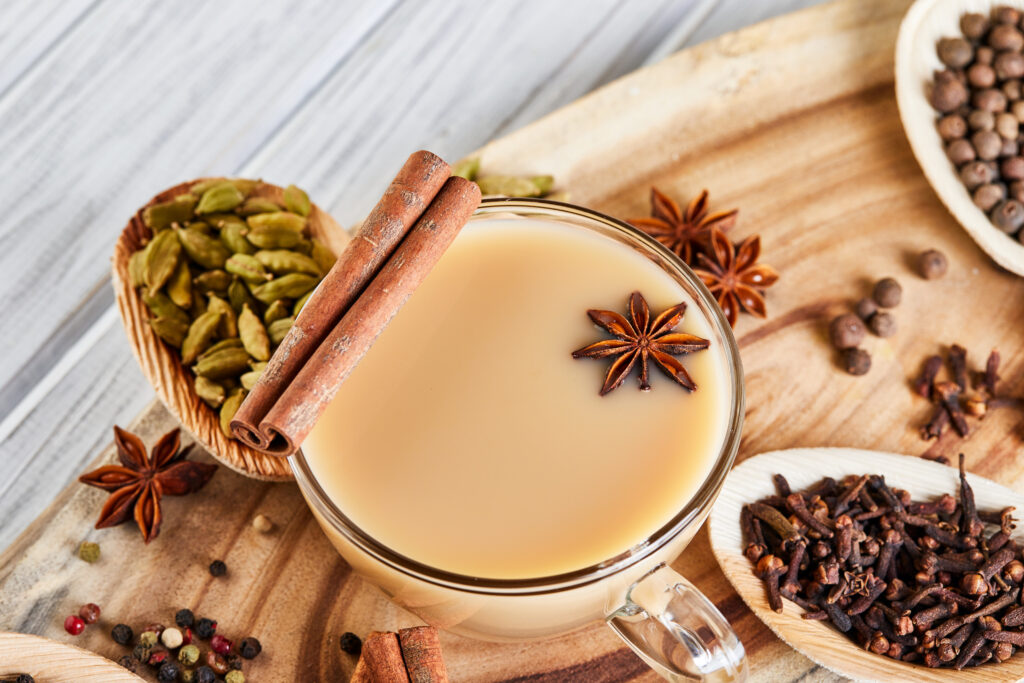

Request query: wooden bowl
[
  {"left": 895, "top": 0, "right": 1024, "bottom": 277},
  {"left": 112, "top": 179, "right": 348, "bottom": 480},
  {"left": 709, "top": 447, "right": 1024, "bottom": 682},
  {"left": 0, "top": 631, "right": 143, "bottom": 681}
]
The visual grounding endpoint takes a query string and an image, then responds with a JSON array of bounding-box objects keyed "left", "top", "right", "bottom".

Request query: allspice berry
[
  {"left": 873, "top": 278, "right": 902, "bottom": 308},
  {"left": 967, "top": 63, "right": 996, "bottom": 89},
  {"left": 960, "top": 12, "right": 989, "bottom": 40},
  {"left": 974, "top": 183, "right": 1006, "bottom": 211},
  {"left": 937, "top": 37, "right": 973, "bottom": 69},
  {"left": 972, "top": 129, "right": 1003, "bottom": 160},
  {"left": 252, "top": 514, "right": 273, "bottom": 533},
  {"left": 854, "top": 297, "right": 877, "bottom": 321},
  {"left": 937, "top": 114, "right": 967, "bottom": 140},
  {"left": 991, "top": 199, "right": 1024, "bottom": 233},
  {"left": 931, "top": 71, "right": 969, "bottom": 112},
  {"left": 918, "top": 249, "right": 948, "bottom": 280},
  {"left": 829, "top": 314, "right": 865, "bottom": 350},
  {"left": 959, "top": 161, "right": 995, "bottom": 189},
  {"left": 995, "top": 51, "right": 1024, "bottom": 81},
  {"left": 973, "top": 87, "right": 1008, "bottom": 113},
  {"left": 1010, "top": 180, "right": 1024, "bottom": 202},
  {"left": 841, "top": 348, "right": 871, "bottom": 376},
  {"left": 968, "top": 109, "right": 994, "bottom": 131},
  {"left": 976, "top": 46, "right": 996, "bottom": 66},
  {"left": 869, "top": 312, "right": 897, "bottom": 338},
  {"left": 1001, "top": 156, "right": 1024, "bottom": 180},
  {"left": 996, "top": 112, "right": 1020, "bottom": 140},
  {"left": 1003, "top": 79, "right": 1023, "bottom": 101},
  {"left": 993, "top": 5, "right": 1022, "bottom": 25},
  {"left": 988, "top": 24, "right": 1024, "bottom": 52},
  {"left": 946, "top": 139, "right": 976, "bottom": 165}
]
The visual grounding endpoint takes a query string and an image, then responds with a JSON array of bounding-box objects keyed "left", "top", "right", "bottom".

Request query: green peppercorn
[
  {"left": 139, "top": 631, "right": 159, "bottom": 648},
  {"left": 77, "top": 541, "right": 100, "bottom": 563},
  {"left": 225, "top": 670, "right": 245, "bottom": 683},
  {"left": 178, "top": 644, "right": 200, "bottom": 667}
]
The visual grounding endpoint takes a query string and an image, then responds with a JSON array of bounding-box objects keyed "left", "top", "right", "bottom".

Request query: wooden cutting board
[{"left": 3, "top": 0, "right": 1024, "bottom": 680}]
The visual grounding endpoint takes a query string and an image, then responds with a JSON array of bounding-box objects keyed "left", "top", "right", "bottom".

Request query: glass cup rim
[{"left": 290, "top": 197, "right": 745, "bottom": 596}]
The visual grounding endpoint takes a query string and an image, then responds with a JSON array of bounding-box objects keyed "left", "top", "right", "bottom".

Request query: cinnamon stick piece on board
[
  {"left": 398, "top": 626, "right": 450, "bottom": 683},
  {"left": 361, "top": 632, "right": 411, "bottom": 683},
  {"left": 230, "top": 150, "right": 451, "bottom": 452},
  {"left": 253, "top": 176, "right": 480, "bottom": 455}
]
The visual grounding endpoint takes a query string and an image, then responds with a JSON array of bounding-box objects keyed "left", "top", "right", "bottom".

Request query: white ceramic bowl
[{"left": 896, "top": 0, "right": 1024, "bottom": 276}]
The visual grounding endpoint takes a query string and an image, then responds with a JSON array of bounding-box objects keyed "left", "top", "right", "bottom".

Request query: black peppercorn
[
  {"left": 841, "top": 348, "right": 871, "bottom": 376},
  {"left": 175, "top": 608, "right": 195, "bottom": 629},
  {"left": 117, "top": 654, "right": 137, "bottom": 672},
  {"left": 872, "top": 278, "right": 902, "bottom": 308},
  {"left": 195, "top": 617, "right": 217, "bottom": 639},
  {"left": 111, "top": 623, "right": 134, "bottom": 646},
  {"left": 868, "top": 312, "right": 897, "bottom": 338},
  {"left": 15, "top": 676, "right": 35, "bottom": 683},
  {"left": 227, "top": 653, "right": 244, "bottom": 670},
  {"left": 209, "top": 560, "right": 227, "bottom": 577},
  {"left": 340, "top": 631, "right": 362, "bottom": 655},
  {"left": 239, "top": 636, "right": 262, "bottom": 659},
  {"left": 157, "top": 661, "right": 181, "bottom": 682},
  {"left": 196, "top": 667, "right": 217, "bottom": 683},
  {"left": 829, "top": 314, "right": 865, "bottom": 350},
  {"left": 918, "top": 249, "right": 948, "bottom": 280}
]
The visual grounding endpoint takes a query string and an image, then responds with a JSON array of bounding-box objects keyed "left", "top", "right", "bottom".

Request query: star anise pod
[
  {"left": 572, "top": 291, "right": 710, "bottom": 396},
  {"left": 629, "top": 187, "right": 738, "bottom": 265},
  {"left": 79, "top": 426, "right": 217, "bottom": 543},
  {"left": 693, "top": 227, "right": 779, "bottom": 328}
]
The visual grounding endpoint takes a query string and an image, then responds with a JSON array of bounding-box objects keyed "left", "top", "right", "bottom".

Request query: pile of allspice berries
[
  {"left": 127, "top": 179, "right": 334, "bottom": 438},
  {"left": 931, "top": 6, "right": 1024, "bottom": 243}
]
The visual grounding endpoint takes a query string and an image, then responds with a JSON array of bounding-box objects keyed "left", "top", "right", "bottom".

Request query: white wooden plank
[{"left": 0, "top": 0, "right": 97, "bottom": 96}]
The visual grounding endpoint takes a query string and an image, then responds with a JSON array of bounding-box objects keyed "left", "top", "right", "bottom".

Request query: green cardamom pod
[
  {"left": 181, "top": 310, "right": 223, "bottom": 365},
  {"left": 196, "top": 181, "right": 245, "bottom": 214},
  {"left": 128, "top": 250, "right": 147, "bottom": 288},
  {"left": 310, "top": 239, "right": 336, "bottom": 274},
  {"left": 293, "top": 290, "right": 313, "bottom": 316},
  {"left": 238, "top": 304, "right": 271, "bottom": 361},
  {"left": 267, "top": 317, "right": 293, "bottom": 346},
  {"left": 246, "top": 211, "right": 306, "bottom": 234},
  {"left": 228, "top": 277, "right": 258, "bottom": 314},
  {"left": 207, "top": 294, "right": 238, "bottom": 338},
  {"left": 283, "top": 184, "right": 312, "bottom": 217},
  {"left": 188, "top": 221, "right": 213, "bottom": 235},
  {"left": 237, "top": 197, "right": 283, "bottom": 216},
  {"left": 143, "top": 193, "right": 198, "bottom": 231},
  {"left": 451, "top": 158, "right": 480, "bottom": 181},
  {"left": 204, "top": 213, "right": 247, "bottom": 231},
  {"left": 189, "top": 293, "right": 208, "bottom": 319},
  {"left": 251, "top": 274, "right": 319, "bottom": 304},
  {"left": 191, "top": 178, "right": 258, "bottom": 198},
  {"left": 219, "top": 222, "right": 256, "bottom": 255},
  {"left": 226, "top": 253, "right": 272, "bottom": 284},
  {"left": 198, "top": 337, "right": 244, "bottom": 362},
  {"left": 475, "top": 175, "right": 544, "bottom": 197},
  {"left": 193, "top": 269, "right": 232, "bottom": 295},
  {"left": 177, "top": 227, "right": 231, "bottom": 269},
  {"left": 194, "top": 375, "right": 226, "bottom": 408},
  {"left": 530, "top": 175, "right": 555, "bottom": 195},
  {"left": 219, "top": 388, "right": 247, "bottom": 437},
  {"left": 195, "top": 347, "right": 252, "bottom": 380},
  {"left": 249, "top": 361, "right": 268, "bottom": 372},
  {"left": 244, "top": 225, "right": 303, "bottom": 249},
  {"left": 254, "top": 249, "right": 321, "bottom": 276},
  {"left": 263, "top": 299, "right": 291, "bottom": 325},
  {"left": 239, "top": 369, "right": 263, "bottom": 391},
  {"left": 292, "top": 237, "right": 313, "bottom": 255},
  {"left": 190, "top": 178, "right": 227, "bottom": 196},
  {"left": 167, "top": 259, "right": 192, "bottom": 309},
  {"left": 149, "top": 317, "right": 189, "bottom": 348},
  {"left": 143, "top": 290, "right": 190, "bottom": 325},
  {"left": 143, "top": 229, "right": 182, "bottom": 291}
]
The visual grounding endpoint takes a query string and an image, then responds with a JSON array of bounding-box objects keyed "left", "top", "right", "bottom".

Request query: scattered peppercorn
[
  {"left": 196, "top": 617, "right": 217, "bottom": 639},
  {"left": 853, "top": 297, "right": 877, "bottom": 321},
  {"left": 205, "top": 651, "right": 230, "bottom": 675},
  {"left": 209, "top": 560, "right": 227, "bottom": 577},
  {"left": 868, "top": 311, "right": 897, "bottom": 338},
  {"left": 161, "top": 626, "right": 184, "bottom": 649},
  {"left": 157, "top": 660, "right": 181, "bottom": 682},
  {"left": 139, "top": 631, "right": 159, "bottom": 648},
  {"left": 78, "top": 602, "right": 100, "bottom": 625},
  {"left": 77, "top": 541, "right": 100, "bottom": 563},
  {"left": 175, "top": 608, "right": 195, "bottom": 629},
  {"left": 252, "top": 513, "right": 274, "bottom": 533},
  {"left": 919, "top": 249, "right": 948, "bottom": 279},
  {"left": 211, "top": 634, "right": 233, "bottom": 655},
  {"left": 144, "top": 623, "right": 166, "bottom": 638},
  {"left": 239, "top": 636, "right": 262, "bottom": 659},
  {"left": 178, "top": 643, "right": 200, "bottom": 667},
  {"left": 181, "top": 627, "right": 193, "bottom": 646},
  {"left": 11, "top": 676, "right": 34, "bottom": 683},
  {"left": 872, "top": 277, "right": 901, "bottom": 308},
  {"left": 111, "top": 623, "right": 134, "bottom": 645},
  {"left": 225, "top": 670, "right": 245, "bottom": 683},
  {"left": 842, "top": 347, "right": 871, "bottom": 376},
  {"left": 829, "top": 314, "right": 865, "bottom": 349},
  {"left": 196, "top": 666, "right": 217, "bottom": 683},
  {"left": 132, "top": 643, "right": 152, "bottom": 662},
  {"left": 147, "top": 646, "right": 170, "bottom": 667},
  {"left": 227, "top": 653, "right": 244, "bottom": 670},
  {"left": 63, "top": 615, "right": 84, "bottom": 636},
  {"left": 181, "top": 670, "right": 197, "bottom": 683},
  {"left": 117, "top": 655, "right": 137, "bottom": 673},
  {"left": 340, "top": 631, "right": 362, "bottom": 655}
]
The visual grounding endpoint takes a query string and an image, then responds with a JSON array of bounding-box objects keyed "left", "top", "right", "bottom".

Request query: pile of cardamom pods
[
  {"left": 453, "top": 158, "right": 564, "bottom": 200},
  {"left": 127, "top": 179, "right": 335, "bottom": 439}
]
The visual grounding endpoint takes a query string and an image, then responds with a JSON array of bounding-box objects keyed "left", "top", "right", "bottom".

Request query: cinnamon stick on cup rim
[{"left": 231, "top": 154, "right": 481, "bottom": 456}]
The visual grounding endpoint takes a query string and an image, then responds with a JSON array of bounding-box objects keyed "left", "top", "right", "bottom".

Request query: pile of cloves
[
  {"left": 914, "top": 345, "right": 1022, "bottom": 445},
  {"left": 743, "top": 457, "right": 1024, "bottom": 669}
]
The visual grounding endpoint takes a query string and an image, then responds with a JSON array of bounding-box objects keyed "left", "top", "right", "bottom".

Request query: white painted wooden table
[{"left": 0, "top": 0, "right": 824, "bottom": 549}]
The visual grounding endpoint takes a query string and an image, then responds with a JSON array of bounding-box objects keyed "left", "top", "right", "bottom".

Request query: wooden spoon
[
  {"left": 0, "top": 631, "right": 143, "bottom": 681},
  {"left": 708, "top": 447, "right": 1024, "bottom": 682}
]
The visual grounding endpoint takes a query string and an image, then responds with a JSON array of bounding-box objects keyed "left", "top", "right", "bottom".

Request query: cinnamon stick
[
  {"left": 361, "top": 632, "right": 411, "bottom": 683},
  {"left": 232, "top": 150, "right": 449, "bottom": 452},
  {"left": 235, "top": 175, "right": 481, "bottom": 455},
  {"left": 398, "top": 626, "right": 450, "bottom": 683}
]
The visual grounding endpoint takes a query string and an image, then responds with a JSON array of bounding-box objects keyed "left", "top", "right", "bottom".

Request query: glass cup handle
[{"left": 606, "top": 563, "right": 748, "bottom": 682}]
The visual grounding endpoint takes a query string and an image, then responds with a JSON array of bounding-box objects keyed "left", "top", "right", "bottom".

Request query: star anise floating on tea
[
  {"left": 79, "top": 427, "right": 217, "bottom": 543},
  {"left": 694, "top": 227, "right": 779, "bottom": 327},
  {"left": 628, "top": 187, "right": 737, "bottom": 266},
  {"left": 572, "top": 291, "right": 709, "bottom": 395}
]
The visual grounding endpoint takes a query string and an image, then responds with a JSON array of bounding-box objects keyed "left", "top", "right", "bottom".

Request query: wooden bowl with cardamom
[{"left": 112, "top": 178, "right": 348, "bottom": 480}]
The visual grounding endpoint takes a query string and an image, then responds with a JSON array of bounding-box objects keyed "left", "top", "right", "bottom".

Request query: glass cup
[{"left": 291, "top": 198, "right": 747, "bottom": 681}]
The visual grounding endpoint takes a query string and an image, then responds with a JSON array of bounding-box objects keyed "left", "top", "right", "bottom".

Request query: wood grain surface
[{"left": 4, "top": 0, "right": 1024, "bottom": 680}]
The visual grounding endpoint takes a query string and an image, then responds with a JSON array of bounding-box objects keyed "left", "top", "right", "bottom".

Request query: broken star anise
[
  {"left": 694, "top": 227, "right": 779, "bottom": 328},
  {"left": 628, "top": 187, "right": 737, "bottom": 266},
  {"left": 572, "top": 291, "right": 710, "bottom": 396},
  {"left": 78, "top": 426, "right": 217, "bottom": 543}
]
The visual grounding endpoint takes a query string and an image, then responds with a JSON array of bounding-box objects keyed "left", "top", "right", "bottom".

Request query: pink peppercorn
[
  {"left": 211, "top": 634, "right": 233, "bottom": 655},
  {"left": 64, "top": 615, "right": 85, "bottom": 635}
]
